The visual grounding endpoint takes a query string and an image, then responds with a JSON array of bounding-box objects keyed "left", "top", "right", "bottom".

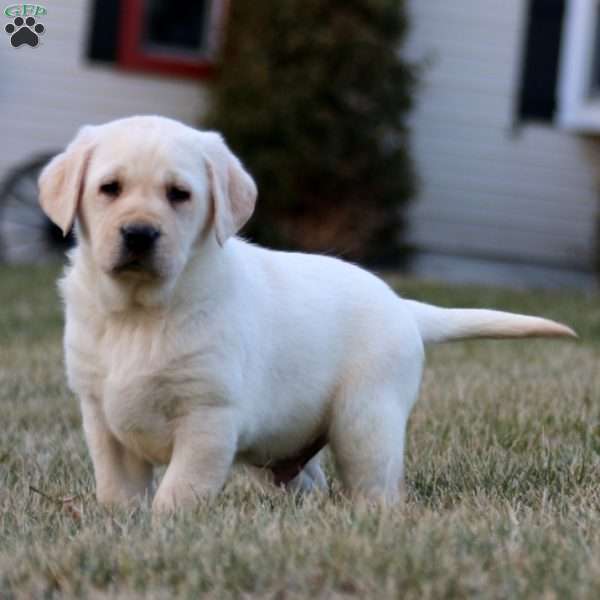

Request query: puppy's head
[{"left": 38, "top": 116, "right": 256, "bottom": 283}]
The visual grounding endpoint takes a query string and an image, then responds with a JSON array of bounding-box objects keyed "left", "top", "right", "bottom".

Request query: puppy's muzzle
[
  {"left": 120, "top": 224, "right": 161, "bottom": 254},
  {"left": 114, "top": 223, "right": 162, "bottom": 275}
]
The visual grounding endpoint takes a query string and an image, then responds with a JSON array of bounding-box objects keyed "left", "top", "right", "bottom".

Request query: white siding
[
  {"left": 1, "top": 0, "right": 597, "bottom": 285},
  {"left": 405, "top": 0, "right": 599, "bottom": 280},
  {"left": 0, "top": 0, "right": 208, "bottom": 180}
]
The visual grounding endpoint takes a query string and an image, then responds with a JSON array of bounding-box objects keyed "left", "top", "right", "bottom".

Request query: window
[
  {"left": 518, "top": 0, "right": 566, "bottom": 123},
  {"left": 558, "top": 0, "right": 600, "bottom": 129},
  {"left": 87, "top": 0, "right": 228, "bottom": 79}
]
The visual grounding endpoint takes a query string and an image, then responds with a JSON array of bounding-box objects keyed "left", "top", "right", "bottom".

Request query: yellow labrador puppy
[{"left": 38, "top": 116, "right": 575, "bottom": 512}]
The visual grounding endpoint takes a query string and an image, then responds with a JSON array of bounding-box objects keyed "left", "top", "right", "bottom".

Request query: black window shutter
[
  {"left": 518, "top": 0, "right": 566, "bottom": 122},
  {"left": 87, "top": 0, "right": 121, "bottom": 63}
]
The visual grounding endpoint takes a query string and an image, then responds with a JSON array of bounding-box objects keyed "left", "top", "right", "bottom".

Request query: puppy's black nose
[{"left": 120, "top": 224, "right": 161, "bottom": 254}]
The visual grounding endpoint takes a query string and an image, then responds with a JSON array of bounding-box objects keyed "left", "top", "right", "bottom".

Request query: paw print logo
[{"left": 5, "top": 16, "right": 45, "bottom": 48}]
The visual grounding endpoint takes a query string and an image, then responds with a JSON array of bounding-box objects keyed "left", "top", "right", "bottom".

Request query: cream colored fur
[{"left": 38, "top": 116, "right": 576, "bottom": 511}]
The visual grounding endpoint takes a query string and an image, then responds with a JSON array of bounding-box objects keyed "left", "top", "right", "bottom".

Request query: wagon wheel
[{"left": 0, "top": 153, "right": 75, "bottom": 264}]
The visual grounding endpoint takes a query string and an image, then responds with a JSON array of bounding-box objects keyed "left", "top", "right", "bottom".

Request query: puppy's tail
[{"left": 403, "top": 300, "right": 577, "bottom": 344}]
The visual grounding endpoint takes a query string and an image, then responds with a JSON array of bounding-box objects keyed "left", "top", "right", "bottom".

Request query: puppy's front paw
[
  {"left": 152, "top": 482, "right": 216, "bottom": 513},
  {"left": 96, "top": 486, "right": 144, "bottom": 507},
  {"left": 152, "top": 487, "right": 185, "bottom": 514},
  {"left": 94, "top": 474, "right": 154, "bottom": 507},
  {"left": 152, "top": 493, "right": 177, "bottom": 514}
]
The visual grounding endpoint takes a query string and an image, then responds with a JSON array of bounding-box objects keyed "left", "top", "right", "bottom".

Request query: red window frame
[{"left": 117, "top": 0, "right": 229, "bottom": 79}]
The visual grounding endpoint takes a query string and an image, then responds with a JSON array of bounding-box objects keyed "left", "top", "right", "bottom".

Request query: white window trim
[{"left": 558, "top": 0, "right": 600, "bottom": 130}]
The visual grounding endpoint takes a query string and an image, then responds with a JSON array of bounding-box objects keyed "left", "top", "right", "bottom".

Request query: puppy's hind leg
[
  {"left": 248, "top": 453, "right": 328, "bottom": 494},
  {"left": 329, "top": 370, "right": 421, "bottom": 505},
  {"left": 303, "top": 453, "right": 328, "bottom": 490},
  {"left": 287, "top": 452, "right": 328, "bottom": 494}
]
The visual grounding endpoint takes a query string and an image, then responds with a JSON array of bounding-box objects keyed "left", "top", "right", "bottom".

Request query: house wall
[
  {"left": 0, "top": 0, "right": 210, "bottom": 181},
  {"left": 405, "top": 0, "right": 600, "bottom": 287},
  {"left": 1, "top": 0, "right": 598, "bottom": 286}
]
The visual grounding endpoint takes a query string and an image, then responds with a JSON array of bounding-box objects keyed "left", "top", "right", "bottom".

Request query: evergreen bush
[{"left": 206, "top": 0, "right": 417, "bottom": 263}]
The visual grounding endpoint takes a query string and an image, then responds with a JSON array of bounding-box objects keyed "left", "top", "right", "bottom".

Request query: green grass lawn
[{"left": 1, "top": 264, "right": 600, "bottom": 599}]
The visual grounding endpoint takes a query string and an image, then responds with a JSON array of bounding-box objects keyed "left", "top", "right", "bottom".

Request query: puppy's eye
[
  {"left": 166, "top": 185, "right": 190, "bottom": 204},
  {"left": 99, "top": 181, "right": 121, "bottom": 197}
]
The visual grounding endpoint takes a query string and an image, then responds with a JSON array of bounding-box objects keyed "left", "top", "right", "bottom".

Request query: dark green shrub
[{"left": 206, "top": 0, "right": 417, "bottom": 263}]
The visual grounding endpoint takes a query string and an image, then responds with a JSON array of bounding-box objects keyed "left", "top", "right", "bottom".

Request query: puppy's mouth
[{"left": 112, "top": 256, "right": 161, "bottom": 279}]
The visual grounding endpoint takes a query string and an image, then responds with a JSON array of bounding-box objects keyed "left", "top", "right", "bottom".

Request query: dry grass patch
[{"left": 1, "top": 265, "right": 600, "bottom": 598}]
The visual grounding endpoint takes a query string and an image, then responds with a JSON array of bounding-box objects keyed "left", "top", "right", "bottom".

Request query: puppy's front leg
[
  {"left": 152, "top": 408, "right": 237, "bottom": 513},
  {"left": 81, "top": 399, "right": 154, "bottom": 505}
]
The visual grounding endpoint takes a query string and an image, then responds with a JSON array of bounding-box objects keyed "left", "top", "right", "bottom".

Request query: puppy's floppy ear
[
  {"left": 199, "top": 132, "right": 257, "bottom": 246},
  {"left": 38, "top": 126, "right": 96, "bottom": 236}
]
